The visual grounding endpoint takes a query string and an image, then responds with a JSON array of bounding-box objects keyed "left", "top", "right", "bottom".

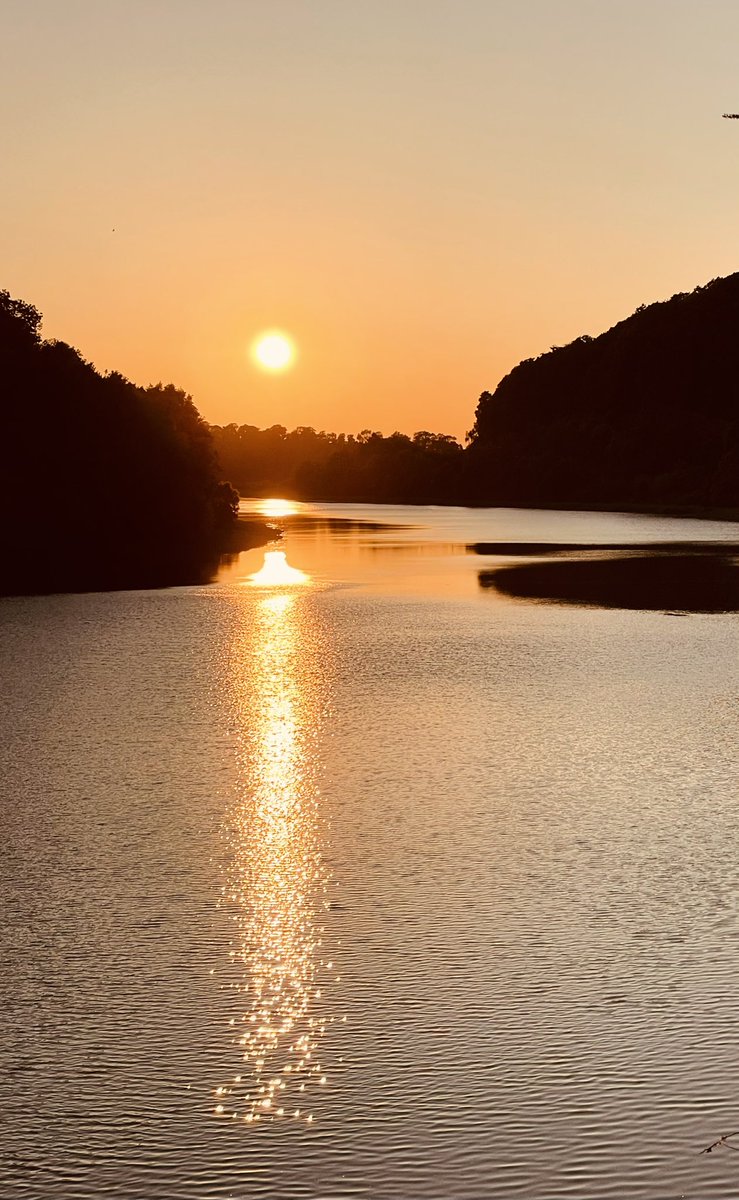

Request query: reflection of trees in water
[
  {"left": 249, "top": 515, "right": 410, "bottom": 537},
  {"left": 480, "top": 553, "right": 739, "bottom": 612}
]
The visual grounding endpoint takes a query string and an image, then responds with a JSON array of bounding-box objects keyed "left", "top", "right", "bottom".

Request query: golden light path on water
[
  {"left": 215, "top": 553, "right": 340, "bottom": 1126},
  {"left": 257, "top": 498, "right": 300, "bottom": 519}
]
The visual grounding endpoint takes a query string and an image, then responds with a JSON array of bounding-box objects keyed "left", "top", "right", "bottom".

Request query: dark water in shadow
[{"left": 481, "top": 552, "right": 739, "bottom": 612}]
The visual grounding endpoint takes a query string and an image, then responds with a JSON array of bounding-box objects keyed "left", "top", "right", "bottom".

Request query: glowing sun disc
[{"left": 252, "top": 331, "right": 296, "bottom": 372}]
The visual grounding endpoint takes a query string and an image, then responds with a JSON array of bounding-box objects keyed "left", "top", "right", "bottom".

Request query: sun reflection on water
[
  {"left": 217, "top": 587, "right": 338, "bottom": 1125},
  {"left": 248, "top": 550, "right": 309, "bottom": 588},
  {"left": 258, "top": 498, "right": 299, "bottom": 519}
]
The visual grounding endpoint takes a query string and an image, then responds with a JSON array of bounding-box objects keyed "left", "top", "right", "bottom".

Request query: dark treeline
[
  {"left": 1, "top": 290, "right": 240, "bottom": 594},
  {"left": 210, "top": 424, "right": 465, "bottom": 503},
  {"left": 467, "top": 273, "right": 739, "bottom": 511}
]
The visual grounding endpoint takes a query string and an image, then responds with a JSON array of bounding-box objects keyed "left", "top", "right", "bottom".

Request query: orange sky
[{"left": 2, "top": 0, "right": 739, "bottom": 440}]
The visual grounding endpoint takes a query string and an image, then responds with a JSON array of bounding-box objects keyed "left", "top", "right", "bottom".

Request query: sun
[{"left": 251, "top": 330, "right": 296, "bottom": 372}]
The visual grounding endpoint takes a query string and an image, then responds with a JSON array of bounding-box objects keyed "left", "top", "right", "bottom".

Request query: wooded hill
[
  {"left": 0, "top": 290, "right": 239, "bottom": 595},
  {"left": 466, "top": 274, "right": 739, "bottom": 511}
]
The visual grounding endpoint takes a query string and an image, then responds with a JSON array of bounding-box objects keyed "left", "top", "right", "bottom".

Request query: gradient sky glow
[{"left": 2, "top": 0, "right": 739, "bottom": 438}]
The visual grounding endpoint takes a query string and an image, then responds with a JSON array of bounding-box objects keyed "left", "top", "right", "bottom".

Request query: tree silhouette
[
  {"left": 0, "top": 289, "right": 239, "bottom": 595},
  {"left": 467, "top": 274, "right": 739, "bottom": 512},
  {"left": 209, "top": 422, "right": 464, "bottom": 503}
]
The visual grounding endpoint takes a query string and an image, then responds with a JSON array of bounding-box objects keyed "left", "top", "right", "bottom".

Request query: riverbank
[{"left": 491, "top": 498, "right": 739, "bottom": 523}]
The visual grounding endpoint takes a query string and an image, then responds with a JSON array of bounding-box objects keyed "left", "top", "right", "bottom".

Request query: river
[{"left": 1, "top": 502, "right": 738, "bottom": 1199}]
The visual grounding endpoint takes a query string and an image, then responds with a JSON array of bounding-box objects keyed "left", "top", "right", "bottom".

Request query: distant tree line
[
  {"left": 0, "top": 290, "right": 239, "bottom": 594},
  {"left": 467, "top": 274, "right": 739, "bottom": 511},
  {"left": 209, "top": 424, "right": 465, "bottom": 503}
]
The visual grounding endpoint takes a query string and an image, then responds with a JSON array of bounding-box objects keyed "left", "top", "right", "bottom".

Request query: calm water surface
[{"left": 1, "top": 503, "right": 739, "bottom": 1199}]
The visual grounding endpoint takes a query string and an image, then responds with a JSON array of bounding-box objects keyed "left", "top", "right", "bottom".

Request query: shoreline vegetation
[
  {"left": 466, "top": 272, "right": 739, "bottom": 514},
  {"left": 0, "top": 289, "right": 268, "bottom": 597},
  {"left": 3, "top": 270, "right": 739, "bottom": 595}
]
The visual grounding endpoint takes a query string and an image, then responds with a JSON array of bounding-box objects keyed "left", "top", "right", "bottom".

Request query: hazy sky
[{"left": 2, "top": 0, "right": 739, "bottom": 438}]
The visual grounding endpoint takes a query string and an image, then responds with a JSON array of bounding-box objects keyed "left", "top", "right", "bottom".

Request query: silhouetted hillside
[
  {"left": 468, "top": 274, "right": 739, "bottom": 511},
  {"left": 0, "top": 290, "right": 242, "bottom": 595}
]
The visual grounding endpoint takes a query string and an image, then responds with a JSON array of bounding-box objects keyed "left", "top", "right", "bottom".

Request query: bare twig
[{"left": 700, "top": 1131, "right": 739, "bottom": 1155}]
